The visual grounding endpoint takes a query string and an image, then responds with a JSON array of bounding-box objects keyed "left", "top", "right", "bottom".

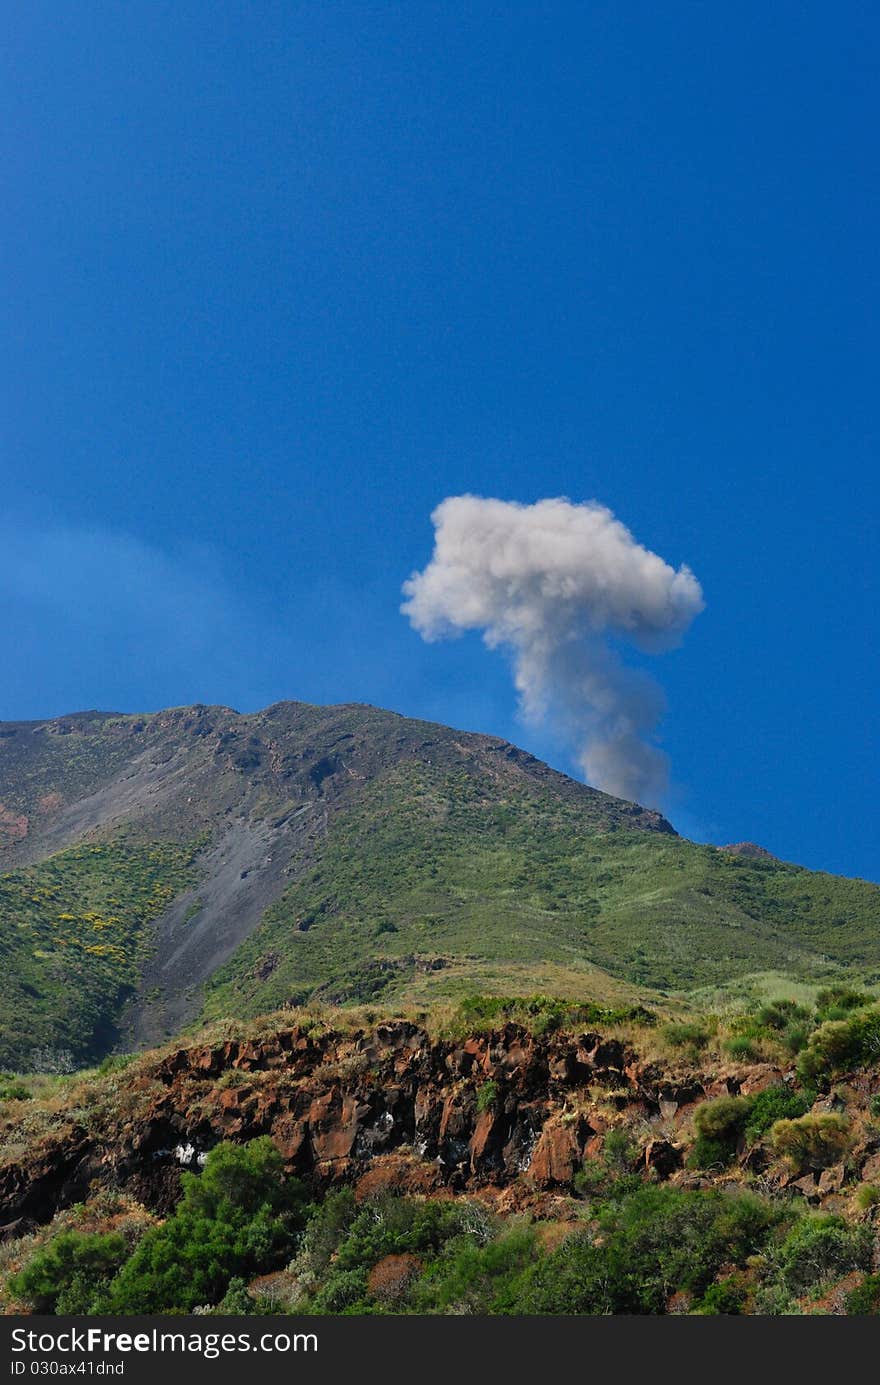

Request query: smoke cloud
[{"left": 402, "top": 495, "right": 704, "bottom": 806}]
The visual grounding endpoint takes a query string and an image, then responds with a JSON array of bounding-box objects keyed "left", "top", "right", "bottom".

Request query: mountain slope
[{"left": 1, "top": 701, "right": 878, "bottom": 1068}]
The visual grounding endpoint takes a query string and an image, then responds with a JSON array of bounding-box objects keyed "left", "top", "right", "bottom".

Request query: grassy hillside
[
  {"left": 203, "top": 758, "right": 880, "bottom": 1020},
  {"left": 0, "top": 840, "right": 197, "bottom": 1068},
  {"left": 1, "top": 701, "right": 879, "bottom": 1065}
]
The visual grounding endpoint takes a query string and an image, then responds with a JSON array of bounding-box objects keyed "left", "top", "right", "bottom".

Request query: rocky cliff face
[{"left": 3, "top": 1019, "right": 879, "bottom": 1237}]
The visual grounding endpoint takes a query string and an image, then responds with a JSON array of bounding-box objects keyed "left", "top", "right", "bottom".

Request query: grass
[
  {"left": 201, "top": 761, "right": 880, "bottom": 1021},
  {"left": 0, "top": 840, "right": 197, "bottom": 1068},
  {"left": 3, "top": 710, "right": 880, "bottom": 1062}
]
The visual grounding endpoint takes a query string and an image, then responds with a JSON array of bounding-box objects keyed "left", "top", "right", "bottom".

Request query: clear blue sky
[{"left": 2, "top": 4, "right": 877, "bottom": 880}]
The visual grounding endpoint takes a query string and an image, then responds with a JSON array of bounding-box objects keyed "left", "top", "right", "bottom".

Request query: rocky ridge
[{"left": 3, "top": 1019, "right": 879, "bottom": 1238}]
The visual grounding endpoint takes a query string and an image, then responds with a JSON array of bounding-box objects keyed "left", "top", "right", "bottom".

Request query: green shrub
[
  {"left": 9, "top": 1230, "right": 128, "bottom": 1313},
  {"left": 689, "top": 1095, "right": 750, "bottom": 1168},
  {"left": 522, "top": 1185, "right": 779, "bottom": 1314},
  {"left": 757, "top": 999, "right": 811, "bottom": 1032},
  {"left": 846, "top": 1273, "right": 880, "bottom": 1315},
  {"left": 410, "top": 1225, "right": 537, "bottom": 1314},
  {"left": 296, "top": 1188, "right": 358, "bottom": 1279},
  {"left": 781, "top": 1022, "right": 812, "bottom": 1057},
  {"left": 688, "top": 1136, "right": 736, "bottom": 1170},
  {"left": 603, "top": 1127, "right": 636, "bottom": 1173},
  {"left": 214, "top": 1277, "right": 260, "bottom": 1314},
  {"left": 476, "top": 1080, "right": 499, "bottom": 1113},
  {"left": 743, "top": 1086, "right": 812, "bottom": 1144},
  {"left": 663, "top": 1022, "right": 710, "bottom": 1051},
  {"left": 96, "top": 1054, "right": 135, "bottom": 1076},
  {"left": 0, "top": 1082, "right": 31, "bottom": 1101},
  {"left": 106, "top": 1138, "right": 305, "bottom": 1313},
  {"left": 333, "top": 1195, "right": 480, "bottom": 1274},
  {"left": 869, "top": 1094, "right": 880, "bottom": 1119},
  {"left": 723, "top": 1035, "right": 759, "bottom": 1061},
  {"left": 770, "top": 1113, "right": 852, "bottom": 1173},
  {"left": 294, "top": 1191, "right": 493, "bottom": 1313},
  {"left": 815, "top": 986, "right": 869, "bottom": 1022},
  {"left": 447, "top": 994, "right": 655, "bottom": 1039},
  {"left": 771, "top": 1215, "right": 872, "bottom": 1295},
  {"left": 797, "top": 1009, "right": 880, "bottom": 1084},
  {"left": 694, "top": 1277, "right": 747, "bottom": 1314},
  {"left": 572, "top": 1159, "right": 609, "bottom": 1198},
  {"left": 694, "top": 1096, "right": 752, "bottom": 1140},
  {"left": 854, "top": 1183, "right": 880, "bottom": 1212},
  {"left": 752, "top": 1283, "right": 803, "bottom": 1315}
]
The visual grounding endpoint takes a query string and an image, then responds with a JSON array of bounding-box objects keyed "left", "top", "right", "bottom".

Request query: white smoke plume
[{"left": 401, "top": 495, "right": 704, "bottom": 807}]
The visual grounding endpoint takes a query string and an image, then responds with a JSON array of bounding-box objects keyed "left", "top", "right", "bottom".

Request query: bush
[
  {"left": 771, "top": 1214, "right": 872, "bottom": 1295},
  {"left": 9, "top": 1230, "right": 128, "bottom": 1313},
  {"left": 410, "top": 1225, "right": 537, "bottom": 1314},
  {"left": 781, "top": 1023, "right": 812, "bottom": 1057},
  {"left": 663, "top": 1022, "right": 710, "bottom": 1051},
  {"left": 797, "top": 1009, "right": 880, "bottom": 1084},
  {"left": 815, "top": 986, "right": 869, "bottom": 1022},
  {"left": 476, "top": 1080, "right": 499, "bottom": 1113},
  {"left": 96, "top": 1054, "right": 135, "bottom": 1076},
  {"left": 743, "top": 1086, "right": 812, "bottom": 1144},
  {"left": 603, "top": 1127, "right": 635, "bottom": 1174},
  {"left": 689, "top": 1096, "right": 750, "bottom": 1168},
  {"left": 752, "top": 1283, "right": 802, "bottom": 1315},
  {"left": 770, "top": 1113, "right": 852, "bottom": 1173},
  {"left": 0, "top": 1082, "right": 31, "bottom": 1101},
  {"left": 572, "top": 1159, "right": 609, "bottom": 1198},
  {"left": 295, "top": 1192, "right": 493, "bottom": 1313},
  {"left": 694, "top": 1277, "right": 747, "bottom": 1314},
  {"left": 522, "top": 1185, "right": 779, "bottom": 1314},
  {"left": 757, "top": 999, "right": 811, "bottom": 1032},
  {"left": 694, "top": 1096, "right": 751, "bottom": 1140},
  {"left": 854, "top": 1183, "right": 880, "bottom": 1212},
  {"left": 723, "top": 1035, "right": 758, "bottom": 1061},
  {"left": 106, "top": 1138, "right": 306, "bottom": 1313},
  {"left": 447, "top": 993, "right": 655, "bottom": 1039},
  {"left": 295, "top": 1187, "right": 358, "bottom": 1280},
  {"left": 846, "top": 1273, "right": 880, "bottom": 1315}
]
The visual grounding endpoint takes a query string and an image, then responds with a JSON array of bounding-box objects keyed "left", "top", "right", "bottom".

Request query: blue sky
[{"left": 2, "top": 4, "right": 877, "bottom": 880}]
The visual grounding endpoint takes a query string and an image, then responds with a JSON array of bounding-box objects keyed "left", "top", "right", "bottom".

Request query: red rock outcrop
[{"left": 3, "top": 1019, "right": 877, "bottom": 1238}]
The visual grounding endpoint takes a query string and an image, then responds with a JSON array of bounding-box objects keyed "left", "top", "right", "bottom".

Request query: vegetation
[
  {"left": 8, "top": 1230, "right": 129, "bottom": 1314},
  {"left": 770, "top": 1113, "right": 853, "bottom": 1173},
  {"left": 690, "top": 1096, "right": 752, "bottom": 1169},
  {"left": 15, "top": 1157, "right": 871, "bottom": 1317},
  {"left": 796, "top": 1008, "right": 880, "bottom": 1085},
  {"left": 3, "top": 980, "right": 880, "bottom": 1318},
  {"left": 105, "top": 1139, "right": 306, "bottom": 1312},
  {"left": 0, "top": 841, "right": 197, "bottom": 1067},
  {"left": 3, "top": 704, "right": 880, "bottom": 1064},
  {"left": 767, "top": 1215, "right": 872, "bottom": 1295},
  {"left": 443, "top": 992, "right": 655, "bottom": 1038},
  {"left": 743, "top": 1085, "right": 813, "bottom": 1143},
  {"left": 201, "top": 759, "right": 880, "bottom": 1022}
]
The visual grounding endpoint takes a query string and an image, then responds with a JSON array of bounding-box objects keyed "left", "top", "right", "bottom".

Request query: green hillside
[
  {"left": 203, "top": 758, "right": 880, "bottom": 1019},
  {"left": 1, "top": 701, "right": 878, "bottom": 1068},
  {"left": 0, "top": 840, "right": 196, "bottom": 1068}
]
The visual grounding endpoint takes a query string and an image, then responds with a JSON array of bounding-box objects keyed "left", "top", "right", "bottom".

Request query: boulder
[
  {"left": 644, "top": 1139, "right": 684, "bottom": 1178},
  {"left": 529, "top": 1116, "right": 589, "bottom": 1187}
]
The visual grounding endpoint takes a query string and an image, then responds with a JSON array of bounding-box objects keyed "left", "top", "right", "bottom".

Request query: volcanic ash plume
[{"left": 401, "top": 495, "right": 704, "bottom": 806}]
